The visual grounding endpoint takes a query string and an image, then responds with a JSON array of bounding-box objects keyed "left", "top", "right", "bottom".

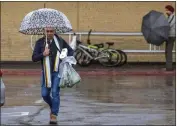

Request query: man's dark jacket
[{"left": 32, "top": 34, "right": 74, "bottom": 71}]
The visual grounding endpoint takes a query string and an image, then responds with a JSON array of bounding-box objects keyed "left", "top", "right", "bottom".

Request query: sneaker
[{"left": 49, "top": 114, "right": 58, "bottom": 124}]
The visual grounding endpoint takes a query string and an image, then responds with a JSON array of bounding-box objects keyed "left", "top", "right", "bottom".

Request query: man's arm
[
  {"left": 32, "top": 40, "right": 44, "bottom": 62},
  {"left": 65, "top": 42, "right": 74, "bottom": 56},
  {"left": 61, "top": 38, "right": 74, "bottom": 56}
]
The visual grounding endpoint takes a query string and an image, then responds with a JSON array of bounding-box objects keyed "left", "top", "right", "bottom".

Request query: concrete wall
[{"left": 1, "top": 1, "right": 175, "bottom": 61}]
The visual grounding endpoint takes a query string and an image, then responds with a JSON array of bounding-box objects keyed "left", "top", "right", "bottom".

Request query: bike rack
[
  {"left": 64, "top": 32, "right": 176, "bottom": 53},
  {"left": 30, "top": 32, "right": 175, "bottom": 53}
]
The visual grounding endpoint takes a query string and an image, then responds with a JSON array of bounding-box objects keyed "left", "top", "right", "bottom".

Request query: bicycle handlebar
[
  {"left": 87, "top": 29, "right": 92, "bottom": 45},
  {"left": 88, "top": 29, "right": 92, "bottom": 34}
]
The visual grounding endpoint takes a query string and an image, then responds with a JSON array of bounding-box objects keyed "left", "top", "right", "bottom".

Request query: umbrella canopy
[
  {"left": 19, "top": 8, "right": 72, "bottom": 35},
  {"left": 141, "top": 10, "right": 170, "bottom": 46}
]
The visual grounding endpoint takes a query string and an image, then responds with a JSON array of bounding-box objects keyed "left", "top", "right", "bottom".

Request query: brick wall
[{"left": 1, "top": 1, "right": 175, "bottom": 61}]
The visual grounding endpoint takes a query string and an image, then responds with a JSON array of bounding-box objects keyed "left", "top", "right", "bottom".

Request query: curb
[{"left": 1, "top": 70, "right": 176, "bottom": 76}]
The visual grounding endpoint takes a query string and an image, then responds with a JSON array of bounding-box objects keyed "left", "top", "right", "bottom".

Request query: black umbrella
[{"left": 141, "top": 10, "right": 170, "bottom": 46}]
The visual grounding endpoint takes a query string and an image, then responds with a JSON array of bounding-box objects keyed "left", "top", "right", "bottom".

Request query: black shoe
[{"left": 49, "top": 121, "right": 58, "bottom": 125}]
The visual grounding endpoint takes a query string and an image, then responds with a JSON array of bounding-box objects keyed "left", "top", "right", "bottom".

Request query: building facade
[{"left": 1, "top": 1, "right": 175, "bottom": 61}]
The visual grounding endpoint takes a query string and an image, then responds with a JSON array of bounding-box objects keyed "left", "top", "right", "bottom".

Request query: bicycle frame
[
  {"left": 77, "top": 45, "right": 94, "bottom": 59},
  {"left": 77, "top": 44, "right": 109, "bottom": 60},
  {"left": 75, "top": 30, "right": 125, "bottom": 67},
  {"left": 88, "top": 44, "right": 118, "bottom": 58},
  {"left": 86, "top": 29, "right": 118, "bottom": 58},
  {"left": 75, "top": 31, "right": 115, "bottom": 61}
]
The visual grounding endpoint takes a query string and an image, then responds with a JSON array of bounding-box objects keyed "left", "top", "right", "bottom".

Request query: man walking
[
  {"left": 32, "top": 27, "right": 73, "bottom": 124},
  {"left": 165, "top": 5, "right": 176, "bottom": 71}
]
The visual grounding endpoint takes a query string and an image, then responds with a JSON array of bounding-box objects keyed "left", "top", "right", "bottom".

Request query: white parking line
[
  {"left": 35, "top": 98, "right": 43, "bottom": 104},
  {"left": 2, "top": 112, "right": 29, "bottom": 117}
]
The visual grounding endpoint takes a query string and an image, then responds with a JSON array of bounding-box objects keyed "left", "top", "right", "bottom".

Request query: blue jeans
[{"left": 41, "top": 71, "right": 60, "bottom": 116}]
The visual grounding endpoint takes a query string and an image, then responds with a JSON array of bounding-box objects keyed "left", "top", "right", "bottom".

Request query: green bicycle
[
  {"left": 74, "top": 29, "right": 127, "bottom": 67},
  {"left": 74, "top": 36, "right": 120, "bottom": 67},
  {"left": 87, "top": 29, "right": 127, "bottom": 66}
]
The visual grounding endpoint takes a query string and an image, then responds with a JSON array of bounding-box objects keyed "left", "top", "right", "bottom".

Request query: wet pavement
[{"left": 1, "top": 75, "right": 176, "bottom": 125}]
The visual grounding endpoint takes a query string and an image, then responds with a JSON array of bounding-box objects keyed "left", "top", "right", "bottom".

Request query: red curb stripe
[{"left": 1, "top": 70, "right": 175, "bottom": 76}]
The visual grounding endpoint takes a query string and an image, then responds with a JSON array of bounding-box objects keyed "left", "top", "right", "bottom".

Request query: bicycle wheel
[
  {"left": 97, "top": 49, "right": 120, "bottom": 67},
  {"left": 116, "top": 50, "right": 127, "bottom": 66},
  {"left": 74, "top": 49, "right": 92, "bottom": 67}
]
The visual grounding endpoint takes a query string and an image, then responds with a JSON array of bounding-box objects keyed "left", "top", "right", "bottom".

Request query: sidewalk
[{"left": 1, "top": 63, "right": 176, "bottom": 76}]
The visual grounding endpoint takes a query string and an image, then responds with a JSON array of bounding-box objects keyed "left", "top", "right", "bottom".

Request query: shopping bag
[
  {"left": 58, "top": 56, "right": 81, "bottom": 88},
  {"left": 59, "top": 63, "right": 70, "bottom": 88},
  {"left": 66, "top": 63, "right": 81, "bottom": 88}
]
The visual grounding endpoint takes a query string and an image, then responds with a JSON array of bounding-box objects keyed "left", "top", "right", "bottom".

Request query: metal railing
[
  {"left": 31, "top": 32, "right": 176, "bottom": 53},
  {"left": 61, "top": 32, "right": 175, "bottom": 53}
]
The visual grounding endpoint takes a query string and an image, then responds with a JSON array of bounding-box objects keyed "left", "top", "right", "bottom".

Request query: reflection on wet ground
[
  {"left": 1, "top": 75, "right": 176, "bottom": 125},
  {"left": 77, "top": 76, "right": 175, "bottom": 105}
]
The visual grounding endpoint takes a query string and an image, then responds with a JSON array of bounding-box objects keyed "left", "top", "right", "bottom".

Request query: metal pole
[
  {"left": 69, "top": 34, "right": 71, "bottom": 43},
  {"left": 150, "top": 44, "right": 152, "bottom": 51}
]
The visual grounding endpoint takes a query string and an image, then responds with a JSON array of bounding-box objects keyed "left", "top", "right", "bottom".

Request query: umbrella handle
[
  {"left": 31, "top": 35, "right": 34, "bottom": 51},
  {"left": 45, "top": 28, "right": 49, "bottom": 48}
]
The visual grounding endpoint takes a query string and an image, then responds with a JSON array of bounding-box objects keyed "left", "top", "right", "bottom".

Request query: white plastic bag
[
  {"left": 59, "top": 63, "right": 70, "bottom": 88},
  {"left": 66, "top": 63, "right": 81, "bottom": 87},
  {"left": 58, "top": 56, "right": 81, "bottom": 88}
]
